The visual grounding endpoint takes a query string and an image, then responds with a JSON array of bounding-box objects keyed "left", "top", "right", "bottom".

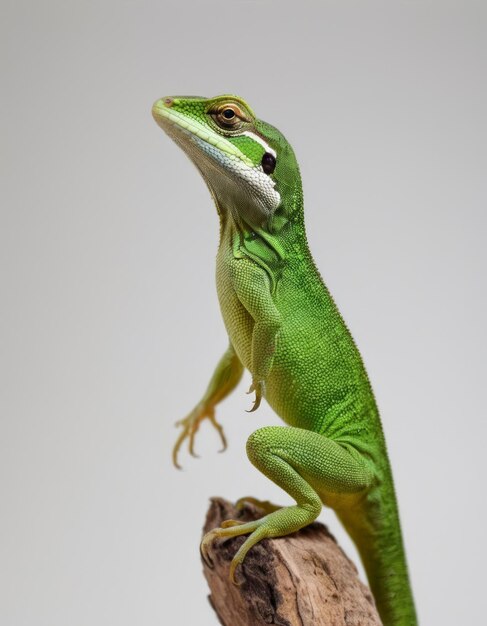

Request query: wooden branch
[{"left": 202, "top": 498, "right": 382, "bottom": 626}]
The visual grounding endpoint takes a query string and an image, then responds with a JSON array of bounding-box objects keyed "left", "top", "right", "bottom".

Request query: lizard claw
[
  {"left": 200, "top": 538, "right": 214, "bottom": 569},
  {"left": 172, "top": 426, "right": 187, "bottom": 470},
  {"left": 188, "top": 423, "right": 201, "bottom": 459},
  {"left": 246, "top": 380, "right": 265, "bottom": 413},
  {"left": 229, "top": 559, "right": 244, "bottom": 586},
  {"left": 200, "top": 527, "right": 226, "bottom": 570},
  {"left": 209, "top": 413, "right": 228, "bottom": 453}
]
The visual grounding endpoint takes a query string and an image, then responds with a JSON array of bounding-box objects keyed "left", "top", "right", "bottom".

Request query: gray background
[{"left": 1, "top": 1, "right": 486, "bottom": 624}]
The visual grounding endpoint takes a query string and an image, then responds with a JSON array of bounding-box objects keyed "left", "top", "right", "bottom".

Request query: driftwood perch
[{"left": 202, "top": 498, "right": 382, "bottom": 626}]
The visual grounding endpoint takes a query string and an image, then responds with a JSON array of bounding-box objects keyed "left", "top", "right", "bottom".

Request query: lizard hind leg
[{"left": 201, "top": 425, "right": 373, "bottom": 583}]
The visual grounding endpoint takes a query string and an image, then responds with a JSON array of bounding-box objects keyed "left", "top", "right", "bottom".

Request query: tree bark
[{"left": 202, "top": 498, "right": 382, "bottom": 626}]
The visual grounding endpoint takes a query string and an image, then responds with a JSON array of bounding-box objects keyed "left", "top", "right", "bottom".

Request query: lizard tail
[{"left": 338, "top": 469, "right": 418, "bottom": 626}]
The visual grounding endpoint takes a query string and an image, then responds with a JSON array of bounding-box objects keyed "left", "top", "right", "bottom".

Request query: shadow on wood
[{"left": 202, "top": 498, "right": 382, "bottom": 626}]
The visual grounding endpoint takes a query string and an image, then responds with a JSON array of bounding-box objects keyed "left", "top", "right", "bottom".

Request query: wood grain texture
[{"left": 202, "top": 498, "right": 382, "bottom": 626}]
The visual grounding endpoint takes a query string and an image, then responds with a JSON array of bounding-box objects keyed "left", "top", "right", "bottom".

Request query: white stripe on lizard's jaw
[
  {"left": 241, "top": 131, "right": 277, "bottom": 158},
  {"left": 190, "top": 134, "right": 281, "bottom": 214}
]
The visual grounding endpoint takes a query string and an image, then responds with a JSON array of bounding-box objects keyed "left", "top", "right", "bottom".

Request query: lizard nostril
[{"left": 163, "top": 97, "right": 173, "bottom": 107}]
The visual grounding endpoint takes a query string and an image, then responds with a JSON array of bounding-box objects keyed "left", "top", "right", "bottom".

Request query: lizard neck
[
  {"left": 216, "top": 186, "right": 312, "bottom": 294},
  {"left": 216, "top": 170, "right": 311, "bottom": 248}
]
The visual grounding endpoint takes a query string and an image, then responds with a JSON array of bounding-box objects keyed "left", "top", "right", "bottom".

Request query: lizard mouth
[{"left": 152, "top": 98, "right": 253, "bottom": 166}]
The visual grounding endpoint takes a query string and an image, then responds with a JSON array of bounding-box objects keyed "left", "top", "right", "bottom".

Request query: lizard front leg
[
  {"left": 173, "top": 343, "right": 243, "bottom": 468},
  {"left": 230, "top": 258, "right": 281, "bottom": 412}
]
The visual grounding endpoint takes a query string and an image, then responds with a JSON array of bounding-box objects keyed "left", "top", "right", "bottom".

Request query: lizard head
[{"left": 152, "top": 94, "right": 302, "bottom": 229}]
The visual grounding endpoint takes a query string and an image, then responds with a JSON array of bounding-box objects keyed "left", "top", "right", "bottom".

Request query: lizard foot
[
  {"left": 201, "top": 514, "right": 285, "bottom": 584},
  {"left": 202, "top": 500, "right": 321, "bottom": 584},
  {"left": 200, "top": 519, "right": 261, "bottom": 583},
  {"left": 172, "top": 403, "right": 227, "bottom": 469}
]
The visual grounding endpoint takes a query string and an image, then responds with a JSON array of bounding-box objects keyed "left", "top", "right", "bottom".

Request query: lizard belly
[
  {"left": 266, "top": 325, "right": 340, "bottom": 431},
  {"left": 266, "top": 314, "right": 373, "bottom": 438}
]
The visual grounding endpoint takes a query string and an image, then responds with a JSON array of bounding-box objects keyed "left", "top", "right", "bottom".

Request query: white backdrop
[{"left": 1, "top": 2, "right": 486, "bottom": 625}]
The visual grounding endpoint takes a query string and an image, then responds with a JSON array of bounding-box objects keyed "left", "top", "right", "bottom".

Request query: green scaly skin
[{"left": 152, "top": 94, "right": 418, "bottom": 626}]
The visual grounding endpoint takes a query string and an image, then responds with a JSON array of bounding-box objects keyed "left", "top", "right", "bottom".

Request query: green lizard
[{"left": 152, "top": 94, "right": 418, "bottom": 626}]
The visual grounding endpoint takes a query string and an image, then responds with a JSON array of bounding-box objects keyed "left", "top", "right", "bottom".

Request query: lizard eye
[
  {"left": 213, "top": 104, "right": 247, "bottom": 128},
  {"left": 261, "top": 152, "right": 276, "bottom": 174}
]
